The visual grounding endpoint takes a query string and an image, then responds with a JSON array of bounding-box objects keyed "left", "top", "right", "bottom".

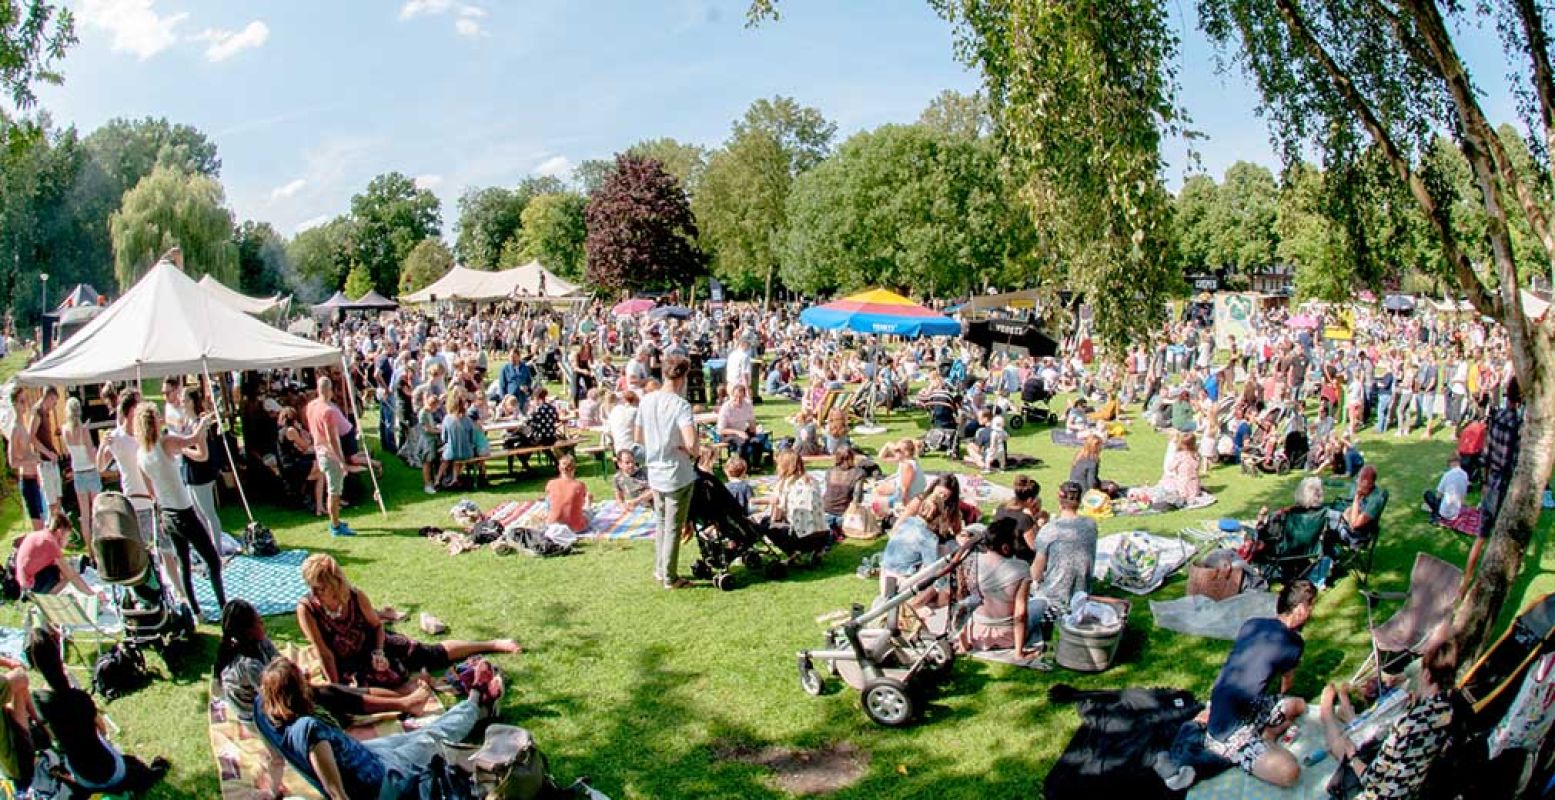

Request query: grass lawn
[{"left": 0, "top": 358, "right": 1549, "bottom": 798}]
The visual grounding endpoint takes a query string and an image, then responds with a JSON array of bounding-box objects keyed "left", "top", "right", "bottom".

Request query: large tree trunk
[{"left": 1453, "top": 340, "right": 1555, "bottom": 656}]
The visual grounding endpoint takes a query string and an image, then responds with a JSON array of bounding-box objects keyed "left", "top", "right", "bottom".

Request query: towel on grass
[
  {"left": 1437, "top": 506, "right": 1483, "bottom": 537},
  {"left": 1187, "top": 708, "right": 1337, "bottom": 800},
  {"left": 192, "top": 550, "right": 311, "bottom": 623},
  {"left": 1150, "top": 592, "right": 1277, "bottom": 640},
  {"left": 1052, "top": 430, "right": 1129, "bottom": 450},
  {"left": 968, "top": 649, "right": 1050, "bottom": 670},
  {"left": 1107, "top": 492, "right": 1217, "bottom": 517}
]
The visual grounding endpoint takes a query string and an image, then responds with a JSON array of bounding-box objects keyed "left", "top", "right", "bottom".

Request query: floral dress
[{"left": 398, "top": 407, "right": 440, "bottom": 466}]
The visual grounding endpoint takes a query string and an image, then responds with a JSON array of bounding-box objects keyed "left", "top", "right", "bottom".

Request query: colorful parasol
[
  {"left": 612, "top": 298, "right": 655, "bottom": 316},
  {"left": 800, "top": 288, "right": 962, "bottom": 337},
  {"left": 1285, "top": 314, "right": 1319, "bottom": 330}
]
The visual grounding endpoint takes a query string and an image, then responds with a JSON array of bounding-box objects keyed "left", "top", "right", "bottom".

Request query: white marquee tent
[
  {"left": 401, "top": 261, "right": 582, "bottom": 304},
  {"left": 198, "top": 274, "right": 289, "bottom": 316}
]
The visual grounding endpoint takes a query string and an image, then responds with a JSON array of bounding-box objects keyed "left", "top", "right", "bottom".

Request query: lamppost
[{"left": 39, "top": 273, "right": 48, "bottom": 316}]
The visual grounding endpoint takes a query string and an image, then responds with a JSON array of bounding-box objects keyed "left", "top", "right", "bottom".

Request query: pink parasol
[
  {"left": 612, "top": 298, "right": 655, "bottom": 316},
  {"left": 1286, "top": 314, "right": 1319, "bottom": 329}
]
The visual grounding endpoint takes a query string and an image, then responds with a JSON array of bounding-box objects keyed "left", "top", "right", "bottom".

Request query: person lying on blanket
[
  {"left": 296, "top": 555, "right": 519, "bottom": 692},
  {"left": 257, "top": 656, "right": 503, "bottom": 800},
  {"left": 217, "top": 600, "right": 434, "bottom": 726},
  {"left": 26, "top": 626, "right": 170, "bottom": 796}
]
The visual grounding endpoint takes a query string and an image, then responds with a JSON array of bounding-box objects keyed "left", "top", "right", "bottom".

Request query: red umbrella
[{"left": 612, "top": 298, "right": 655, "bottom": 316}]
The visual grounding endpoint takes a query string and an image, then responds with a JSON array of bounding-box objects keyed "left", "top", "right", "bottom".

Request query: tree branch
[
  {"left": 1272, "top": 0, "right": 1498, "bottom": 316},
  {"left": 1509, "top": 0, "right": 1555, "bottom": 190}
]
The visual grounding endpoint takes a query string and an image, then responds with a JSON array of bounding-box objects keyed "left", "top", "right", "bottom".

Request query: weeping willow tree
[{"left": 753, "top": 0, "right": 1555, "bottom": 655}]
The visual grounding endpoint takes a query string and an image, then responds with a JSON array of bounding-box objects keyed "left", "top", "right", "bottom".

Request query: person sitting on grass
[
  {"left": 994, "top": 476, "right": 1049, "bottom": 561},
  {"left": 545, "top": 455, "right": 590, "bottom": 535},
  {"left": 1318, "top": 627, "right": 1458, "bottom": 800},
  {"left": 1027, "top": 482, "right": 1098, "bottom": 640},
  {"left": 1154, "top": 432, "right": 1202, "bottom": 509},
  {"left": 961, "top": 517, "right": 1042, "bottom": 659},
  {"left": 878, "top": 492, "right": 955, "bottom": 611},
  {"left": 15, "top": 512, "right": 104, "bottom": 601},
  {"left": 871, "top": 438, "right": 926, "bottom": 512},
  {"left": 823, "top": 408, "right": 853, "bottom": 455},
  {"left": 822, "top": 446, "right": 867, "bottom": 531},
  {"left": 791, "top": 409, "right": 824, "bottom": 456},
  {"left": 1424, "top": 455, "right": 1469, "bottom": 523},
  {"left": 217, "top": 599, "right": 432, "bottom": 726},
  {"left": 1156, "top": 580, "right": 1316, "bottom": 791},
  {"left": 256, "top": 656, "right": 502, "bottom": 800},
  {"left": 612, "top": 449, "right": 653, "bottom": 509},
  {"left": 0, "top": 644, "right": 39, "bottom": 794},
  {"left": 26, "top": 626, "right": 170, "bottom": 796},
  {"left": 296, "top": 554, "right": 519, "bottom": 692},
  {"left": 766, "top": 450, "right": 824, "bottom": 537},
  {"left": 723, "top": 455, "right": 753, "bottom": 516}
]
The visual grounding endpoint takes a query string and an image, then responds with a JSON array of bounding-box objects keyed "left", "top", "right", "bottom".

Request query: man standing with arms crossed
[
  {"left": 307, "top": 376, "right": 356, "bottom": 538},
  {"left": 637, "top": 354, "right": 698, "bottom": 589}
]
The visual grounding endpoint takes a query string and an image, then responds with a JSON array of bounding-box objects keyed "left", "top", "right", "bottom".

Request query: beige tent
[
  {"left": 401, "top": 261, "right": 583, "bottom": 304},
  {"left": 198, "top": 274, "right": 288, "bottom": 316}
]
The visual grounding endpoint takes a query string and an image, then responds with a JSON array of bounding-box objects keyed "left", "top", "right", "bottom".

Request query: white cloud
[
  {"left": 293, "top": 214, "right": 333, "bottom": 234},
  {"left": 533, "top": 155, "right": 573, "bottom": 179},
  {"left": 79, "top": 0, "right": 189, "bottom": 60},
  {"left": 400, "top": 1, "right": 488, "bottom": 36},
  {"left": 399, "top": 0, "right": 456, "bottom": 20},
  {"left": 414, "top": 174, "right": 444, "bottom": 190},
  {"left": 269, "top": 178, "right": 307, "bottom": 201},
  {"left": 196, "top": 20, "right": 270, "bottom": 62},
  {"left": 454, "top": 17, "right": 484, "bottom": 37}
]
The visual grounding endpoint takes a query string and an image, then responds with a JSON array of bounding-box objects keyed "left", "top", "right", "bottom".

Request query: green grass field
[{"left": 0, "top": 357, "right": 1549, "bottom": 798}]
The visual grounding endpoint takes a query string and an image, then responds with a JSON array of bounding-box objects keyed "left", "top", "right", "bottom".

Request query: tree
[
  {"left": 109, "top": 166, "right": 237, "bottom": 288},
  {"left": 343, "top": 263, "right": 374, "bottom": 298},
  {"left": 516, "top": 192, "right": 587, "bottom": 276},
  {"left": 1207, "top": 161, "right": 1280, "bottom": 275},
  {"left": 233, "top": 220, "right": 290, "bottom": 297},
  {"left": 695, "top": 97, "right": 836, "bottom": 304},
  {"left": 584, "top": 154, "right": 707, "bottom": 293},
  {"left": 918, "top": 89, "right": 992, "bottom": 139},
  {"left": 400, "top": 238, "right": 454, "bottom": 295},
  {"left": 348, "top": 172, "right": 441, "bottom": 296},
  {"left": 453, "top": 176, "right": 566, "bottom": 270},
  {"left": 1174, "top": 174, "right": 1220, "bottom": 274},
  {"left": 781, "top": 124, "right": 1023, "bottom": 297},
  {"left": 573, "top": 159, "right": 615, "bottom": 195},
  {"left": 626, "top": 138, "right": 709, "bottom": 196},
  {"left": 1, "top": 0, "right": 74, "bottom": 123},
  {"left": 83, "top": 117, "right": 222, "bottom": 187},
  {"left": 287, "top": 217, "right": 355, "bottom": 302}
]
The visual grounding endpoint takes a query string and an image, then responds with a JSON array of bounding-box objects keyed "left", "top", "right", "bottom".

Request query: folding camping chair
[
  {"left": 1333, "top": 487, "right": 1390, "bottom": 585},
  {"left": 26, "top": 591, "right": 124, "bottom": 681},
  {"left": 1351, "top": 552, "right": 1463, "bottom": 685},
  {"left": 1254, "top": 506, "right": 1328, "bottom": 585}
]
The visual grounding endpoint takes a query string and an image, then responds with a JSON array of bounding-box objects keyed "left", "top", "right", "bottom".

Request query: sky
[{"left": 35, "top": 1, "right": 1527, "bottom": 238}]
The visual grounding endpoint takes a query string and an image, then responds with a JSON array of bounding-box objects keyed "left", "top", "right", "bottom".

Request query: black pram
[
  {"left": 1008, "top": 376, "right": 1057, "bottom": 430},
  {"left": 687, "top": 470, "right": 830, "bottom": 590}
]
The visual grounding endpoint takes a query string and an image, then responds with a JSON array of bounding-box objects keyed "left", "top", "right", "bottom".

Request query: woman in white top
[
  {"left": 134, "top": 404, "right": 226, "bottom": 619},
  {"left": 61, "top": 398, "right": 102, "bottom": 552},
  {"left": 607, "top": 390, "right": 641, "bottom": 460}
]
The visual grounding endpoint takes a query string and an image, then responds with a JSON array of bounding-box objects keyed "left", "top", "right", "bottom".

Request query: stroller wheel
[
  {"left": 690, "top": 560, "right": 713, "bottom": 580},
  {"left": 713, "top": 572, "right": 736, "bottom": 592},
  {"left": 798, "top": 659, "right": 824, "bottom": 696},
  {"left": 862, "top": 677, "right": 915, "bottom": 727},
  {"left": 1007, "top": 415, "right": 1025, "bottom": 431},
  {"left": 763, "top": 561, "right": 789, "bottom": 580},
  {"left": 1275, "top": 455, "right": 1291, "bottom": 475},
  {"left": 923, "top": 640, "right": 955, "bottom": 679}
]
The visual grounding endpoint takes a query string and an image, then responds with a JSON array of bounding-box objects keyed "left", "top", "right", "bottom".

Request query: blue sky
[{"left": 38, "top": 1, "right": 1524, "bottom": 237}]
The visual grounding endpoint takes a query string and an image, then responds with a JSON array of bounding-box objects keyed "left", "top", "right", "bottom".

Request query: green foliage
[
  {"left": 233, "top": 220, "right": 290, "bottom": 297},
  {"left": 1173, "top": 162, "right": 1279, "bottom": 280},
  {"left": 572, "top": 159, "right": 615, "bottom": 196},
  {"left": 780, "top": 124, "right": 1025, "bottom": 297},
  {"left": 348, "top": 172, "right": 441, "bottom": 296},
  {"left": 516, "top": 192, "right": 587, "bottom": 277},
  {"left": 917, "top": 89, "right": 991, "bottom": 139},
  {"left": 1174, "top": 175, "right": 1219, "bottom": 273},
  {"left": 453, "top": 176, "right": 566, "bottom": 270},
  {"left": 584, "top": 154, "right": 707, "bottom": 293},
  {"left": 626, "top": 138, "right": 709, "bottom": 196},
  {"left": 931, "top": 0, "right": 1186, "bottom": 349},
  {"left": 343, "top": 262, "right": 374, "bottom": 298},
  {"left": 398, "top": 238, "right": 454, "bottom": 296},
  {"left": 0, "top": 0, "right": 74, "bottom": 112},
  {"left": 109, "top": 165, "right": 237, "bottom": 288},
  {"left": 287, "top": 218, "right": 355, "bottom": 302},
  {"left": 695, "top": 97, "right": 835, "bottom": 300}
]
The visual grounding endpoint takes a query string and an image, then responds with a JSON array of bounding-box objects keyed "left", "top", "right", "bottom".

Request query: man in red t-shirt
[
  {"left": 16, "top": 514, "right": 100, "bottom": 598},
  {"left": 305, "top": 376, "right": 355, "bottom": 537},
  {"left": 545, "top": 455, "right": 590, "bottom": 534},
  {"left": 1456, "top": 415, "right": 1488, "bottom": 482}
]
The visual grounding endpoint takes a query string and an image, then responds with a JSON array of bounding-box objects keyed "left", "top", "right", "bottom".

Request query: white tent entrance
[{"left": 19, "top": 260, "right": 387, "bottom": 519}]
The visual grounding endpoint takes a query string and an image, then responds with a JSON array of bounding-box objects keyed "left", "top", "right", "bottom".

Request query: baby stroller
[
  {"left": 796, "top": 528, "right": 985, "bottom": 726},
  {"left": 687, "top": 469, "right": 784, "bottom": 591},
  {"left": 1240, "top": 417, "right": 1307, "bottom": 476},
  {"left": 1006, "top": 376, "right": 1057, "bottom": 430}
]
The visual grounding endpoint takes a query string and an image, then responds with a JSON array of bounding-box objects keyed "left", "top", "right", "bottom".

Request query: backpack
[
  {"left": 1, "top": 543, "right": 21, "bottom": 603},
  {"left": 242, "top": 521, "right": 280, "bottom": 557},
  {"left": 92, "top": 643, "right": 149, "bottom": 701},
  {"left": 472, "top": 725, "right": 551, "bottom": 800}
]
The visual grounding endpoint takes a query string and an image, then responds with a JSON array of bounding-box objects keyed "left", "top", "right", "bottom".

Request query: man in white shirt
[
  {"left": 636, "top": 355, "right": 698, "bottom": 589},
  {"left": 1424, "top": 455, "right": 1469, "bottom": 522},
  {"left": 726, "top": 336, "right": 752, "bottom": 393}
]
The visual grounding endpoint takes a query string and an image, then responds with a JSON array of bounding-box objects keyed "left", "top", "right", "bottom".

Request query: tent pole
[
  {"left": 201, "top": 359, "right": 254, "bottom": 524},
  {"left": 338, "top": 354, "right": 387, "bottom": 517}
]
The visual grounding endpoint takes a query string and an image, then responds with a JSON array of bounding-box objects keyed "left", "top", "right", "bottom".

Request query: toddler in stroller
[
  {"left": 1006, "top": 375, "right": 1056, "bottom": 430},
  {"left": 687, "top": 467, "right": 830, "bottom": 590}
]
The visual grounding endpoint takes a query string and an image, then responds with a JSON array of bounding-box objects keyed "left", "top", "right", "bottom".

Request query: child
[
  {"left": 724, "top": 455, "right": 753, "bottom": 515},
  {"left": 577, "top": 388, "right": 603, "bottom": 429},
  {"left": 612, "top": 449, "right": 652, "bottom": 509},
  {"left": 793, "top": 410, "right": 823, "bottom": 456},
  {"left": 823, "top": 408, "right": 852, "bottom": 455}
]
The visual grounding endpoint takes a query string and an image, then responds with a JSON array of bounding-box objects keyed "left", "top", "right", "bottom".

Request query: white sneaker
[{"left": 424, "top": 484, "right": 436, "bottom": 495}]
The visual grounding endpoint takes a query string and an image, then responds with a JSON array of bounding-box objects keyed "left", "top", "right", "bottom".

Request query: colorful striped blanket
[{"left": 486, "top": 499, "right": 657, "bottom": 540}]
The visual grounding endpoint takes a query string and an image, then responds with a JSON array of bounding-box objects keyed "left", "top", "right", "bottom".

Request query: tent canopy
[
  {"left": 401, "top": 261, "right": 583, "bottom": 304},
  {"left": 351, "top": 289, "right": 399, "bottom": 310},
  {"left": 312, "top": 291, "right": 352, "bottom": 313},
  {"left": 964, "top": 289, "right": 1046, "bottom": 313},
  {"left": 54, "top": 284, "right": 101, "bottom": 310},
  {"left": 800, "top": 288, "right": 962, "bottom": 337},
  {"left": 198, "top": 275, "right": 287, "bottom": 315},
  {"left": 19, "top": 261, "right": 341, "bottom": 387}
]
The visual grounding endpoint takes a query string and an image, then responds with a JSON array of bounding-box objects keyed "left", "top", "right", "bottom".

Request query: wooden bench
[{"left": 465, "top": 438, "right": 581, "bottom": 483}]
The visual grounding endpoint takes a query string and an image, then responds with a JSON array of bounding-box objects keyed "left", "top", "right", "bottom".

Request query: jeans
[
  {"left": 187, "top": 481, "right": 224, "bottom": 559},
  {"left": 1027, "top": 596, "right": 1052, "bottom": 644},
  {"left": 1373, "top": 393, "right": 1393, "bottom": 433},
  {"left": 379, "top": 400, "right": 397, "bottom": 454},
  {"left": 653, "top": 482, "right": 693, "bottom": 582},
  {"left": 369, "top": 699, "right": 478, "bottom": 800}
]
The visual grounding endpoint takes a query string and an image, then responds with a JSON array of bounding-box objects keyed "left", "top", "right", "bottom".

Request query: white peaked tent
[
  {"left": 401, "top": 261, "right": 583, "bottom": 303},
  {"left": 198, "top": 274, "right": 288, "bottom": 316}
]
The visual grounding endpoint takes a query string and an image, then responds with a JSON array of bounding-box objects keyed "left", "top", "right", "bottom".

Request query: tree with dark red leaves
[{"left": 584, "top": 154, "right": 707, "bottom": 294}]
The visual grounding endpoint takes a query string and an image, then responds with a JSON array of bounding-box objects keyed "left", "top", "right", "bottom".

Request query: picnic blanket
[
  {"left": 1104, "top": 491, "right": 1218, "bottom": 517},
  {"left": 1437, "top": 506, "right": 1483, "bottom": 537},
  {"left": 208, "top": 644, "right": 445, "bottom": 800},
  {"left": 1052, "top": 430, "right": 1129, "bottom": 450},
  {"left": 193, "top": 550, "right": 312, "bottom": 623},
  {"left": 969, "top": 648, "right": 1051, "bottom": 670},
  {"left": 1092, "top": 532, "right": 1197, "bottom": 595},
  {"left": 486, "top": 499, "right": 656, "bottom": 540},
  {"left": 752, "top": 469, "right": 1016, "bottom": 507},
  {"left": 1046, "top": 684, "right": 1203, "bottom": 800},
  {"left": 0, "top": 627, "right": 25, "bottom": 665},
  {"left": 1150, "top": 592, "right": 1277, "bottom": 640}
]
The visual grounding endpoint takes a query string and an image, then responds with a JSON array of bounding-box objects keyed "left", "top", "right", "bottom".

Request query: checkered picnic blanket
[
  {"left": 193, "top": 550, "right": 312, "bottom": 623},
  {"left": 487, "top": 499, "right": 656, "bottom": 540}
]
